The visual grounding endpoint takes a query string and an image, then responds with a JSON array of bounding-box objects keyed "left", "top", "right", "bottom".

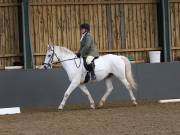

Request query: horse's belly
[{"left": 95, "top": 70, "right": 110, "bottom": 81}]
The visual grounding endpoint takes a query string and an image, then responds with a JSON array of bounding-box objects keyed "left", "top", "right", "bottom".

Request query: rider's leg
[
  {"left": 86, "top": 56, "right": 96, "bottom": 80},
  {"left": 88, "top": 63, "right": 96, "bottom": 80}
]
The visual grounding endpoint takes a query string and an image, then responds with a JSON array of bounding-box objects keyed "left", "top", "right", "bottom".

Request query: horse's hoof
[
  {"left": 58, "top": 105, "right": 64, "bottom": 110},
  {"left": 98, "top": 101, "right": 104, "bottom": 108},
  {"left": 133, "top": 101, "right": 138, "bottom": 106},
  {"left": 90, "top": 103, "right": 95, "bottom": 109}
]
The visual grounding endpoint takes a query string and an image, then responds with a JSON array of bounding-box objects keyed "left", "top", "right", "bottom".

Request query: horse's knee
[
  {"left": 64, "top": 93, "right": 69, "bottom": 98},
  {"left": 110, "top": 85, "right": 114, "bottom": 90},
  {"left": 107, "top": 87, "right": 113, "bottom": 92},
  {"left": 106, "top": 80, "right": 113, "bottom": 91}
]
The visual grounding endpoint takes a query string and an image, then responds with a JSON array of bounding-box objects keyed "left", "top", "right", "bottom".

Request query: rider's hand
[{"left": 76, "top": 53, "right": 81, "bottom": 58}]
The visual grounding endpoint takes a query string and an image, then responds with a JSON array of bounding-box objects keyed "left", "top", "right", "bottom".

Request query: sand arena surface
[{"left": 0, "top": 103, "right": 180, "bottom": 135}]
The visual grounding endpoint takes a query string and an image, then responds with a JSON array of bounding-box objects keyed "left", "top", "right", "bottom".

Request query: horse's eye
[{"left": 48, "top": 54, "right": 51, "bottom": 57}]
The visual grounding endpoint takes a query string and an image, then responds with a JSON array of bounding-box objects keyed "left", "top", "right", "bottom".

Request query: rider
[{"left": 76, "top": 23, "right": 99, "bottom": 80}]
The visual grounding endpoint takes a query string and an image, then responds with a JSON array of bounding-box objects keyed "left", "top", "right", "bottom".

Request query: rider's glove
[{"left": 76, "top": 53, "right": 81, "bottom": 58}]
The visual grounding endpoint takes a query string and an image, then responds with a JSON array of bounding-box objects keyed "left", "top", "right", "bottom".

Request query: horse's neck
[
  {"left": 59, "top": 54, "right": 74, "bottom": 61},
  {"left": 57, "top": 48, "right": 80, "bottom": 79},
  {"left": 58, "top": 47, "right": 75, "bottom": 60}
]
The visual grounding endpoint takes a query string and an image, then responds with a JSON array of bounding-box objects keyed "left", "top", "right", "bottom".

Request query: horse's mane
[{"left": 58, "top": 46, "right": 75, "bottom": 57}]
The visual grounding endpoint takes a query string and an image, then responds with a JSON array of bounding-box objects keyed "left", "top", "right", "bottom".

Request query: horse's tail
[{"left": 121, "top": 56, "right": 137, "bottom": 90}]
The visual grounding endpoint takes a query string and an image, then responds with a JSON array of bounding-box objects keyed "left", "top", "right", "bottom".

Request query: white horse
[{"left": 43, "top": 45, "right": 137, "bottom": 110}]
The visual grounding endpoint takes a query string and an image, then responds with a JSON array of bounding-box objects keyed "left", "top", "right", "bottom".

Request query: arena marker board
[
  {"left": 158, "top": 99, "right": 180, "bottom": 103},
  {"left": 0, "top": 107, "right": 21, "bottom": 115}
]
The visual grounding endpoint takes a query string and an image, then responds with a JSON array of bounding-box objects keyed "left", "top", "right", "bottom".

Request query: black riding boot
[
  {"left": 88, "top": 63, "right": 96, "bottom": 80},
  {"left": 90, "top": 69, "right": 96, "bottom": 80}
]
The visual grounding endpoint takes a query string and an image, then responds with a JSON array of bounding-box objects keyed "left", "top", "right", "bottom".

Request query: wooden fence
[
  {"left": 0, "top": 0, "right": 180, "bottom": 67},
  {"left": 29, "top": 0, "right": 160, "bottom": 65},
  {"left": 170, "top": 0, "right": 180, "bottom": 61},
  {"left": 0, "top": 0, "right": 20, "bottom": 67}
]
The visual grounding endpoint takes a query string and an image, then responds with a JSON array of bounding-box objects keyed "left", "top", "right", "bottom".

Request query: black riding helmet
[{"left": 80, "top": 23, "right": 90, "bottom": 31}]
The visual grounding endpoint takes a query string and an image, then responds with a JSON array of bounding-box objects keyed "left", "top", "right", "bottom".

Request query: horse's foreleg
[
  {"left": 99, "top": 77, "right": 113, "bottom": 107},
  {"left": 79, "top": 85, "right": 95, "bottom": 109},
  {"left": 58, "top": 80, "right": 80, "bottom": 110}
]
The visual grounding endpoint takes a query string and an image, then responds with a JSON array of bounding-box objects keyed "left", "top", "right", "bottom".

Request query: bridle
[{"left": 43, "top": 46, "right": 81, "bottom": 69}]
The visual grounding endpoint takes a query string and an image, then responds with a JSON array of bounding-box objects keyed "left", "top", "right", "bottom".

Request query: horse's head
[{"left": 43, "top": 45, "right": 59, "bottom": 69}]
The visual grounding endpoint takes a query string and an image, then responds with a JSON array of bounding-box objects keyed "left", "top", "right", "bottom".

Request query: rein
[{"left": 53, "top": 57, "right": 81, "bottom": 68}]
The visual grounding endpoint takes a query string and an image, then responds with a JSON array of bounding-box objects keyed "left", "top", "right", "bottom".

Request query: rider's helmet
[{"left": 80, "top": 23, "right": 90, "bottom": 32}]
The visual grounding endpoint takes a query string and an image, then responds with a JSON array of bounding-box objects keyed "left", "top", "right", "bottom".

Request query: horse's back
[
  {"left": 97, "top": 54, "right": 125, "bottom": 64},
  {"left": 94, "top": 54, "right": 125, "bottom": 71}
]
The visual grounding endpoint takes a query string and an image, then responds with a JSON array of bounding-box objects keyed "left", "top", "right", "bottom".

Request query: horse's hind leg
[
  {"left": 99, "top": 77, "right": 113, "bottom": 107},
  {"left": 121, "top": 78, "right": 137, "bottom": 105},
  {"left": 79, "top": 85, "right": 95, "bottom": 109}
]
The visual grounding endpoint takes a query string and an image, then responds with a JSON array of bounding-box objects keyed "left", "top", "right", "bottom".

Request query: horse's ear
[{"left": 48, "top": 44, "right": 51, "bottom": 50}]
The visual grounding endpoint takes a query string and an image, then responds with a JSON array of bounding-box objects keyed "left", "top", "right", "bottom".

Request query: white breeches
[{"left": 86, "top": 56, "right": 94, "bottom": 64}]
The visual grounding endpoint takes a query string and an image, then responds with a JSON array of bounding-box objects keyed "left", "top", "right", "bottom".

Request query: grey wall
[{"left": 0, "top": 63, "right": 180, "bottom": 108}]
